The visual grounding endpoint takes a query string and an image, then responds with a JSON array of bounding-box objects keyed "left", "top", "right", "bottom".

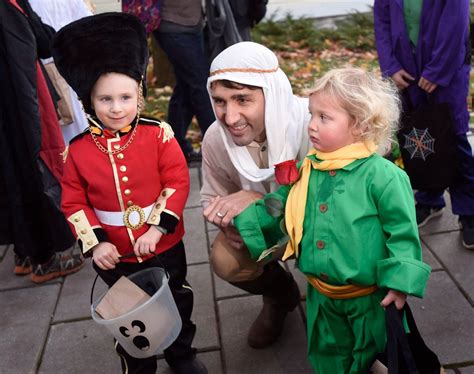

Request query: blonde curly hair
[{"left": 309, "top": 67, "right": 401, "bottom": 153}]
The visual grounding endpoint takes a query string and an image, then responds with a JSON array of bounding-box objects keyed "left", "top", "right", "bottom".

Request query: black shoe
[
  {"left": 459, "top": 216, "right": 474, "bottom": 249},
  {"left": 416, "top": 203, "right": 444, "bottom": 228},
  {"left": 169, "top": 357, "right": 208, "bottom": 374}
]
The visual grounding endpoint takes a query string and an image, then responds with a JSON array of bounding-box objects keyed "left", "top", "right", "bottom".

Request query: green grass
[
  {"left": 252, "top": 10, "right": 375, "bottom": 53},
  {"left": 251, "top": 11, "right": 380, "bottom": 95}
]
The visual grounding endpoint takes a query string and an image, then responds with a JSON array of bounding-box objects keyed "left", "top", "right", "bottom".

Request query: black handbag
[
  {"left": 369, "top": 304, "right": 443, "bottom": 374},
  {"left": 397, "top": 95, "right": 457, "bottom": 190},
  {"left": 248, "top": 0, "right": 269, "bottom": 26}
]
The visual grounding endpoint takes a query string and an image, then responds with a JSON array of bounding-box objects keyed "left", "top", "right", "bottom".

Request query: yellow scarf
[{"left": 282, "top": 141, "right": 377, "bottom": 260}]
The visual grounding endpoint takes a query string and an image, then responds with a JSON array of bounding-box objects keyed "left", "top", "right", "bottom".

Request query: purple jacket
[{"left": 374, "top": 0, "right": 470, "bottom": 133}]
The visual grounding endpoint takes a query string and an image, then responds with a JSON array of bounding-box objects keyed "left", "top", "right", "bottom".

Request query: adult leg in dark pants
[
  {"left": 155, "top": 30, "right": 215, "bottom": 158},
  {"left": 94, "top": 241, "right": 206, "bottom": 374}
]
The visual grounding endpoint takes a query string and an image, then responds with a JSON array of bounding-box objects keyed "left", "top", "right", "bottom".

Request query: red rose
[{"left": 274, "top": 160, "right": 299, "bottom": 185}]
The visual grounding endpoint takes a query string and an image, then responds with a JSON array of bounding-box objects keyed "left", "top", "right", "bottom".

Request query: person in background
[
  {"left": 29, "top": 0, "right": 92, "bottom": 144},
  {"left": 205, "top": 0, "right": 268, "bottom": 62},
  {"left": 374, "top": 0, "right": 474, "bottom": 249},
  {"left": 0, "top": 0, "right": 82, "bottom": 283},
  {"left": 154, "top": 0, "right": 215, "bottom": 163}
]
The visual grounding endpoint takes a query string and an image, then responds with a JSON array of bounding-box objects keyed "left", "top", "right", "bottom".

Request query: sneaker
[
  {"left": 416, "top": 204, "right": 444, "bottom": 228},
  {"left": 14, "top": 255, "right": 32, "bottom": 275},
  {"left": 31, "top": 251, "right": 84, "bottom": 284},
  {"left": 459, "top": 216, "right": 474, "bottom": 250}
]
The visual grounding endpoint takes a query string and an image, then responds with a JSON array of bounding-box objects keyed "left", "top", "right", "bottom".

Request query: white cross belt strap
[{"left": 94, "top": 204, "right": 154, "bottom": 230}]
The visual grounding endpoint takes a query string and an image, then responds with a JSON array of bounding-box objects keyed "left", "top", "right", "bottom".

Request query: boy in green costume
[{"left": 235, "top": 68, "right": 431, "bottom": 373}]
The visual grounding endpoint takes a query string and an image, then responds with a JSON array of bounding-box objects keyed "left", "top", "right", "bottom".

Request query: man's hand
[
  {"left": 222, "top": 226, "right": 245, "bottom": 250},
  {"left": 418, "top": 77, "right": 438, "bottom": 93},
  {"left": 391, "top": 69, "right": 414, "bottom": 89},
  {"left": 203, "top": 190, "right": 264, "bottom": 228},
  {"left": 92, "top": 242, "right": 121, "bottom": 270},
  {"left": 381, "top": 289, "right": 407, "bottom": 310},
  {"left": 133, "top": 226, "right": 163, "bottom": 257}
]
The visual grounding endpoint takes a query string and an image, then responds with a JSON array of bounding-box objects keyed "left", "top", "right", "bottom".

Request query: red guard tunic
[{"left": 61, "top": 117, "right": 190, "bottom": 263}]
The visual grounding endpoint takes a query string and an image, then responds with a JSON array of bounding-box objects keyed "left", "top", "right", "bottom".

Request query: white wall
[
  {"left": 89, "top": 0, "right": 122, "bottom": 13},
  {"left": 267, "top": 0, "right": 373, "bottom": 20}
]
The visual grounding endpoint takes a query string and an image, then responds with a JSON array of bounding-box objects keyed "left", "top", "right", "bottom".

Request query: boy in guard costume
[
  {"left": 52, "top": 13, "right": 207, "bottom": 374},
  {"left": 234, "top": 68, "right": 431, "bottom": 373}
]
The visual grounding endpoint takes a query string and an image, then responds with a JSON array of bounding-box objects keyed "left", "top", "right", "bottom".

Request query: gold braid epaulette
[
  {"left": 307, "top": 276, "right": 378, "bottom": 299},
  {"left": 159, "top": 121, "right": 174, "bottom": 143}
]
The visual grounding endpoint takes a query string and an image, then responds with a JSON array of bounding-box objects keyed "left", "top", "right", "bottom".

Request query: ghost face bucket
[{"left": 91, "top": 267, "right": 182, "bottom": 358}]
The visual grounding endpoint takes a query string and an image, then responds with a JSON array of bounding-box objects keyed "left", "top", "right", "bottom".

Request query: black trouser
[
  {"left": 154, "top": 30, "right": 214, "bottom": 156},
  {"left": 93, "top": 241, "right": 196, "bottom": 373}
]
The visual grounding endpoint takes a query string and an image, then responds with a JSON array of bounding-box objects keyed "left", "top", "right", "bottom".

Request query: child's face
[
  {"left": 91, "top": 73, "right": 139, "bottom": 132},
  {"left": 308, "top": 91, "right": 357, "bottom": 152}
]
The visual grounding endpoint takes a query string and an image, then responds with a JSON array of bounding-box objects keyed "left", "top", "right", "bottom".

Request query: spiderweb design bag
[
  {"left": 397, "top": 97, "right": 457, "bottom": 190},
  {"left": 369, "top": 304, "right": 443, "bottom": 374}
]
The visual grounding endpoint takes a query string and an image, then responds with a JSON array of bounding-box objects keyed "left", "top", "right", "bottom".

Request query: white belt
[{"left": 94, "top": 204, "right": 154, "bottom": 230}]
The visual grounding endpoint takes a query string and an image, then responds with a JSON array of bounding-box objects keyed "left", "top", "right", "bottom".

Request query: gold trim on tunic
[
  {"left": 146, "top": 188, "right": 177, "bottom": 225},
  {"left": 67, "top": 209, "right": 98, "bottom": 254}
]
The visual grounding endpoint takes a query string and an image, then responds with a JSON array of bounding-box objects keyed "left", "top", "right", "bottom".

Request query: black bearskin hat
[{"left": 51, "top": 12, "right": 148, "bottom": 114}]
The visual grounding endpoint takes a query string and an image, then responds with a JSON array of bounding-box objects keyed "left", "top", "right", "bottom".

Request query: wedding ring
[{"left": 216, "top": 211, "right": 225, "bottom": 218}]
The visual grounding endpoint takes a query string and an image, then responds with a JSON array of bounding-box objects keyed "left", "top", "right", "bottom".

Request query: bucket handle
[
  {"left": 89, "top": 253, "right": 169, "bottom": 306},
  {"left": 90, "top": 272, "right": 100, "bottom": 306}
]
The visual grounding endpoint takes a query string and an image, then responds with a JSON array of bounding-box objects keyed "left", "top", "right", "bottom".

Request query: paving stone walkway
[{"left": 1, "top": 163, "right": 473, "bottom": 374}]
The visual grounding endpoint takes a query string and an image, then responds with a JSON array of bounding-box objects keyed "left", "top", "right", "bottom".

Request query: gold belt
[{"left": 307, "top": 276, "right": 378, "bottom": 299}]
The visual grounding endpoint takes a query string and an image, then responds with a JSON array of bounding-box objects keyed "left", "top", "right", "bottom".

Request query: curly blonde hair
[{"left": 309, "top": 67, "right": 401, "bottom": 153}]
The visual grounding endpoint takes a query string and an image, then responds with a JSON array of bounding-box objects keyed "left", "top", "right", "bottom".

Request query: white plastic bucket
[{"left": 91, "top": 267, "right": 182, "bottom": 359}]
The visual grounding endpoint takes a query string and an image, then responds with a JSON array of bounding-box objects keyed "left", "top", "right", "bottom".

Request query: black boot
[{"left": 230, "top": 262, "right": 300, "bottom": 349}]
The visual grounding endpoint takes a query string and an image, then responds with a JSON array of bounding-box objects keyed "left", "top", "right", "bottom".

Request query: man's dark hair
[{"left": 211, "top": 79, "right": 260, "bottom": 90}]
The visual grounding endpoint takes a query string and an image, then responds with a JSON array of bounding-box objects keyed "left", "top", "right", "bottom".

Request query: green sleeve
[
  {"left": 375, "top": 171, "right": 431, "bottom": 297},
  {"left": 234, "top": 184, "right": 291, "bottom": 260}
]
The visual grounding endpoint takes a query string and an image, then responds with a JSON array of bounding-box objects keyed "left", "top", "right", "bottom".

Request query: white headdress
[{"left": 207, "top": 42, "right": 310, "bottom": 192}]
